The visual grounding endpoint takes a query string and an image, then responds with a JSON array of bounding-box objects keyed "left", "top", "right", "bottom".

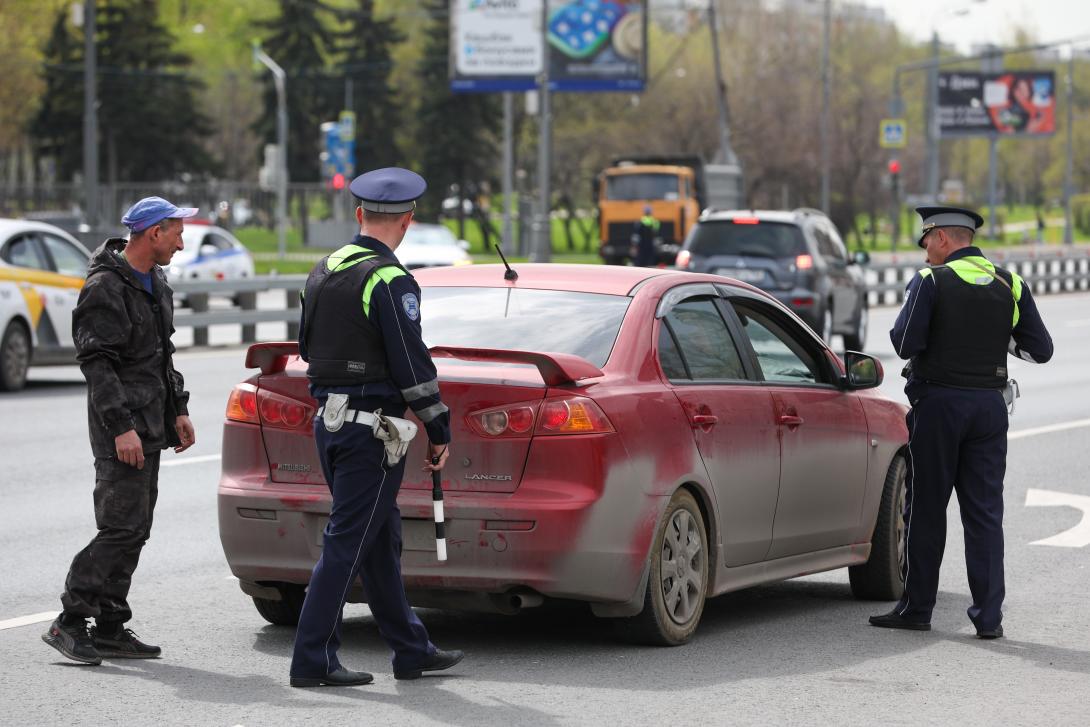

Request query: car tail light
[
  {"left": 225, "top": 383, "right": 313, "bottom": 430},
  {"left": 226, "top": 384, "right": 258, "bottom": 424},
  {"left": 536, "top": 397, "right": 613, "bottom": 435},
  {"left": 675, "top": 249, "right": 692, "bottom": 269},
  {"left": 467, "top": 403, "right": 537, "bottom": 438},
  {"left": 795, "top": 254, "right": 814, "bottom": 270},
  {"left": 732, "top": 216, "right": 760, "bottom": 225}
]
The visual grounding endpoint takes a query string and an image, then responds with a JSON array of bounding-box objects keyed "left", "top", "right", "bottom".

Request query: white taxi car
[
  {"left": 0, "top": 219, "right": 90, "bottom": 391},
  {"left": 395, "top": 222, "right": 472, "bottom": 269}
]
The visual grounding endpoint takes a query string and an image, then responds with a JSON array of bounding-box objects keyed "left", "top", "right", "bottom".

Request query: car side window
[
  {"left": 40, "top": 234, "right": 89, "bottom": 277},
  {"left": 661, "top": 298, "right": 746, "bottom": 381},
  {"left": 2, "top": 234, "right": 49, "bottom": 271},
  {"left": 204, "top": 233, "right": 235, "bottom": 252},
  {"left": 657, "top": 323, "right": 688, "bottom": 379},
  {"left": 732, "top": 302, "right": 822, "bottom": 385},
  {"left": 813, "top": 223, "right": 844, "bottom": 262}
]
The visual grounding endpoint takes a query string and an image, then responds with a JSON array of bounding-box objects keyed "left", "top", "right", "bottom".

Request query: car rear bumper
[{"left": 218, "top": 475, "right": 649, "bottom": 607}]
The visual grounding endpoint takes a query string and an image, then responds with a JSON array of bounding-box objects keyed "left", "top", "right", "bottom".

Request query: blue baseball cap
[
  {"left": 349, "top": 167, "right": 427, "bottom": 213},
  {"left": 121, "top": 196, "right": 199, "bottom": 232}
]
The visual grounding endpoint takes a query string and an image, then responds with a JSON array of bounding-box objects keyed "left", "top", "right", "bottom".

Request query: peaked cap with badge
[
  {"left": 914, "top": 205, "right": 985, "bottom": 248},
  {"left": 349, "top": 167, "right": 427, "bottom": 214}
]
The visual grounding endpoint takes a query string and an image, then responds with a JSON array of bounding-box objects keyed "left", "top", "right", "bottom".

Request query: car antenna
[{"left": 493, "top": 241, "right": 518, "bottom": 281}]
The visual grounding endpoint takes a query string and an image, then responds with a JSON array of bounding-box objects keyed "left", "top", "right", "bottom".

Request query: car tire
[
  {"left": 619, "top": 489, "right": 709, "bottom": 646},
  {"left": 849, "top": 454, "right": 907, "bottom": 601},
  {"left": 843, "top": 304, "right": 868, "bottom": 351},
  {"left": 0, "top": 320, "right": 31, "bottom": 392},
  {"left": 252, "top": 584, "right": 306, "bottom": 626}
]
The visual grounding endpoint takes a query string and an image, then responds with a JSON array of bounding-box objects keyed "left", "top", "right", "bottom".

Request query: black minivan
[{"left": 675, "top": 208, "right": 869, "bottom": 350}]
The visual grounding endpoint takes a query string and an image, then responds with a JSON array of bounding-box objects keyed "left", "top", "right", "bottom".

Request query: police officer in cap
[
  {"left": 869, "top": 206, "right": 1053, "bottom": 639},
  {"left": 289, "top": 167, "right": 463, "bottom": 687}
]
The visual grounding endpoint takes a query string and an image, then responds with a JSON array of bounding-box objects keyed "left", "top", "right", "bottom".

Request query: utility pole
[
  {"left": 926, "top": 31, "right": 940, "bottom": 202},
  {"left": 982, "top": 46, "right": 1003, "bottom": 239},
  {"left": 1064, "top": 51, "right": 1075, "bottom": 245},
  {"left": 707, "top": 1, "right": 738, "bottom": 166},
  {"left": 820, "top": 0, "right": 831, "bottom": 214},
  {"left": 82, "top": 0, "right": 98, "bottom": 232},
  {"left": 532, "top": 2, "right": 552, "bottom": 263},
  {"left": 254, "top": 43, "right": 289, "bottom": 260},
  {"left": 502, "top": 92, "right": 514, "bottom": 253}
]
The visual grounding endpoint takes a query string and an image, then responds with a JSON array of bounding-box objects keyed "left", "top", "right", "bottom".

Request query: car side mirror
[
  {"left": 842, "top": 351, "right": 883, "bottom": 389},
  {"left": 851, "top": 250, "right": 870, "bottom": 266},
  {"left": 198, "top": 243, "right": 218, "bottom": 259}
]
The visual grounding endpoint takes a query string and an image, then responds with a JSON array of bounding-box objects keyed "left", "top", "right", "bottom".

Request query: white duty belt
[{"left": 318, "top": 393, "right": 419, "bottom": 465}]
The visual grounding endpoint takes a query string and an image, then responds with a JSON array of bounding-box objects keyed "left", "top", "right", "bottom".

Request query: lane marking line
[
  {"left": 161, "top": 453, "right": 222, "bottom": 468},
  {"left": 1024, "top": 489, "right": 1090, "bottom": 548},
  {"left": 0, "top": 612, "right": 56, "bottom": 631},
  {"left": 1009, "top": 418, "right": 1090, "bottom": 441}
]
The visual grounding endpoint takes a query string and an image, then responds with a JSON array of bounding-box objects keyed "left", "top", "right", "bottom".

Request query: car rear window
[
  {"left": 687, "top": 220, "right": 806, "bottom": 258},
  {"left": 420, "top": 287, "right": 631, "bottom": 367}
]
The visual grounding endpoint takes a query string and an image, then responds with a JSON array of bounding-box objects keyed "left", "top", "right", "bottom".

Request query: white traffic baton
[{"left": 431, "top": 458, "right": 447, "bottom": 561}]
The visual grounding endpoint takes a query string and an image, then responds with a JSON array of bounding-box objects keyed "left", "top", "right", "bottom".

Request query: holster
[{"left": 371, "top": 408, "right": 418, "bottom": 466}]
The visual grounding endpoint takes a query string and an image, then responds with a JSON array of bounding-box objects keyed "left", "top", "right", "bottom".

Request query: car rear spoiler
[
  {"left": 429, "top": 347, "right": 604, "bottom": 387},
  {"left": 245, "top": 342, "right": 299, "bottom": 375}
]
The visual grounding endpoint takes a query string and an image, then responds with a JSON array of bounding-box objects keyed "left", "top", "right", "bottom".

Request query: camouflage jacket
[{"left": 73, "top": 239, "right": 190, "bottom": 457}]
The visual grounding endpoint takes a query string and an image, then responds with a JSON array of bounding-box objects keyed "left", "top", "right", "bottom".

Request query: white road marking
[
  {"left": 1024, "top": 488, "right": 1090, "bottom": 547},
  {"left": 161, "top": 453, "right": 222, "bottom": 468},
  {"left": 1009, "top": 418, "right": 1090, "bottom": 441},
  {"left": 0, "top": 612, "right": 56, "bottom": 631}
]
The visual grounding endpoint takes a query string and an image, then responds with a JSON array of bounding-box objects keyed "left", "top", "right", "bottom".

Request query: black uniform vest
[
  {"left": 302, "top": 251, "right": 406, "bottom": 386},
  {"left": 913, "top": 262, "right": 1014, "bottom": 389}
]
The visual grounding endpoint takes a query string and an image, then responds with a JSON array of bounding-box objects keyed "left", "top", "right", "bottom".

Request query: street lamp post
[
  {"left": 82, "top": 0, "right": 98, "bottom": 233},
  {"left": 820, "top": 0, "right": 831, "bottom": 214},
  {"left": 253, "top": 43, "right": 289, "bottom": 260},
  {"left": 1064, "top": 52, "right": 1075, "bottom": 245}
]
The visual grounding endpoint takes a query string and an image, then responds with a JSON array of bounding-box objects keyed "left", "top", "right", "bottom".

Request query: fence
[{"left": 167, "top": 250, "right": 1090, "bottom": 348}]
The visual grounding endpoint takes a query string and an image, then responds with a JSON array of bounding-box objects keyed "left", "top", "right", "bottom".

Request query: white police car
[
  {"left": 167, "top": 222, "right": 255, "bottom": 284},
  {"left": 0, "top": 219, "right": 90, "bottom": 391}
]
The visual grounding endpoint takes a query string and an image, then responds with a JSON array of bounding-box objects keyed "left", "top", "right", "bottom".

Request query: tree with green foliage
[
  {"left": 411, "top": 0, "right": 501, "bottom": 221},
  {"left": 254, "top": 0, "right": 339, "bottom": 182},
  {"left": 333, "top": 0, "right": 404, "bottom": 173},
  {"left": 32, "top": 0, "right": 215, "bottom": 182}
]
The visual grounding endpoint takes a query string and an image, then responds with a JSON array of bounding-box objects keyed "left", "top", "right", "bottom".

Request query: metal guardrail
[
  {"left": 166, "top": 252, "right": 1090, "bottom": 345},
  {"left": 865, "top": 250, "right": 1090, "bottom": 307}
]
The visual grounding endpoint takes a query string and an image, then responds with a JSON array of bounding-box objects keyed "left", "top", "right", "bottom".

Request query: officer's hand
[
  {"left": 115, "top": 429, "right": 145, "bottom": 470},
  {"left": 174, "top": 415, "right": 196, "bottom": 453},
  {"left": 424, "top": 442, "right": 449, "bottom": 472}
]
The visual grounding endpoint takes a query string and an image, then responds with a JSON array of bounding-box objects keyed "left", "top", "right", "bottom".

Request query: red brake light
[
  {"left": 732, "top": 216, "right": 760, "bottom": 225},
  {"left": 796, "top": 254, "right": 814, "bottom": 270},
  {"left": 536, "top": 397, "right": 613, "bottom": 435},
  {"left": 467, "top": 404, "right": 537, "bottom": 438},
  {"left": 226, "top": 384, "right": 258, "bottom": 423},
  {"left": 257, "top": 390, "right": 314, "bottom": 430},
  {"left": 675, "top": 249, "right": 692, "bottom": 269}
]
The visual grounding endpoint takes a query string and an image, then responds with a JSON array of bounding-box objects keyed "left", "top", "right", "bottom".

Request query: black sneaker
[
  {"left": 42, "top": 615, "right": 102, "bottom": 665},
  {"left": 90, "top": 626, "right": 162, "bottom": 659}
]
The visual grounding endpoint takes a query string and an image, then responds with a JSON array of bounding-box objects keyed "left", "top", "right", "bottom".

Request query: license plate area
[{"left": 315, "top": 517, "right": 437, "bottom": 552}]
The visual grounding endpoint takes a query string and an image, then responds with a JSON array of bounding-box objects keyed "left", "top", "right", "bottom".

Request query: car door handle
[
  {"left": 777, "top": 414, "right": 804, "bottom": 427},
  {"left": 690, "top": 414, "right": 719, "bottom": 428}
]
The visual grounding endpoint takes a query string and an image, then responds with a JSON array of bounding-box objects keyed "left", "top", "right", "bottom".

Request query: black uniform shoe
[
  {"left": 869, "top": 611, "right": 932, "bottom": 631},
  {"left": 89, "top": 626, "right": 162, "bottom": 658},
  {"left": 394, "top": 649, "right": 465, "bottom": 680},
  {"left": 290, "top": 667, "right": 374, "bottom": 688},
  {"left": 41, "top": 615, "right": 102, "bottom": 665},
  {"left": 976, "top": 625, "right": 1004, "bottom": 640}
]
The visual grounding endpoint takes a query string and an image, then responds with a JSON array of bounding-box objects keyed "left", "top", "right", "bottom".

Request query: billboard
[
  {"left": 450, "top": 0, "right": 647, "bottom": 93},
  {"left": 938, "top": 71, "right": 1056, "bottom": 136}
]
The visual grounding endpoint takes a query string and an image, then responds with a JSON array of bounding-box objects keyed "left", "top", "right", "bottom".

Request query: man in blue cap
[
  {"left": 869, "top": 205, "right": 1053, "bottom": 639},
  {"left": 290, "top": 167, "right": 463, "bottom": 687},
  {"left": 43, "top": 197, "right": 197, "bottom": 665}
]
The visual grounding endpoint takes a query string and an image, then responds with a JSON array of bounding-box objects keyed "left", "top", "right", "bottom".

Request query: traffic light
[
  {"left": 888, "top": 159, "right": 901, "bottom": 195},
  {"left": 887, "top": 159, "right": 901, "bottom": 176}
]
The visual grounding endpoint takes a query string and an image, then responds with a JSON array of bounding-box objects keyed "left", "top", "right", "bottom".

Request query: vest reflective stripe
[
  {"left": 640, "top": 216, "right": 660, "bottom": 230},
  {"left": 362, "top": 265, "right": 408, "bottom": 317},
  {"left": 327, "top": 244, "right": 376, "bottom": 272}
]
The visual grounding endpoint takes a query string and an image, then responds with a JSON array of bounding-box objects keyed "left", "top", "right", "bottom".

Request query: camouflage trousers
[{"left": 60, "top": 452, "right": 160, "bottom": 624}]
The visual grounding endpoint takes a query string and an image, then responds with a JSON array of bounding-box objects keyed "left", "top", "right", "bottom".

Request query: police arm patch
[{"left": 401, "top": 292, "right": 420, "bottom": 321}]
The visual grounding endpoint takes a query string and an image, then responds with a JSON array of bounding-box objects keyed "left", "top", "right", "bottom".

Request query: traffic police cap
[
  {"left": 349, "top": 167, "right": 427, "bottom": 214},
  {"left": 915, "top": 205, "right": 984, "bottom": 248},
  {"left": 121, "top": 196, "right": 199, "bottom": 232}
]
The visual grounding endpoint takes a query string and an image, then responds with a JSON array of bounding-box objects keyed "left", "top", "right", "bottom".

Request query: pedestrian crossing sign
[{"left": 880, "top": 119, "right": 907, "bottom": 148}]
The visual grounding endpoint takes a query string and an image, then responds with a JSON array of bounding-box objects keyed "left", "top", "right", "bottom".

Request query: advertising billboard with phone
[
  {"left": 938, "top": 71, "right": 1056, "bottom": 136},
  {"left": 450, "top": 0, "right": 647, "bottom": 93}
]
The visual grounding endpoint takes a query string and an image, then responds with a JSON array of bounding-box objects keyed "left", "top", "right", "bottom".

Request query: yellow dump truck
[{"left": 596, "top": 155, "right": 743, "bottom": 265}]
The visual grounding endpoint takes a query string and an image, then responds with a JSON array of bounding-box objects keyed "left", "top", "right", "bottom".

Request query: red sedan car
[{"left": 218, "top": 264, "right": 908, "bottom": 645}]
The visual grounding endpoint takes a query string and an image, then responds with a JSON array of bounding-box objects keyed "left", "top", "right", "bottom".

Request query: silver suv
[{"left": 675, "top": 208, "right": 869, "bottom": 350}]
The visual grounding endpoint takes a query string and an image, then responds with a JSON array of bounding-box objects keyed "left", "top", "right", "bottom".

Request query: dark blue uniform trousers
[
  {"left": 290, "top": 417, "right": 435, "bottom": 679},
  {"left": 896, "top": 384, "right": 1008, "bottom": 631}
]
